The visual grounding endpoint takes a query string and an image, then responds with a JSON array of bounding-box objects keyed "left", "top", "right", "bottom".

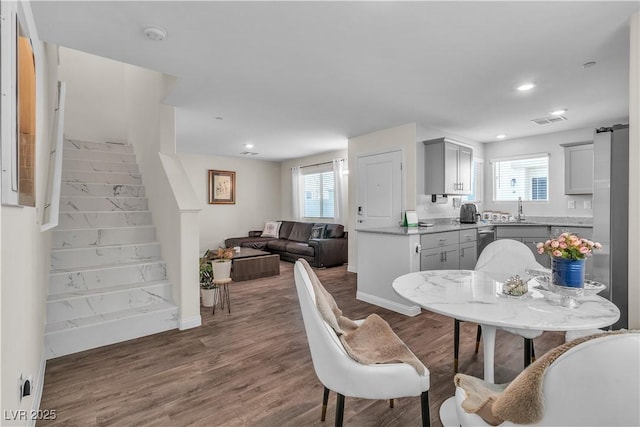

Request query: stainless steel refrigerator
[{"left": 592, "top": 124, "right": 629, "bottom": 329}]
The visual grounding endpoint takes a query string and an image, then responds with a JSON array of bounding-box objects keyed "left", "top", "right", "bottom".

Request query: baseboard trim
[
  {"left": 179, "top": 315, "right": 201, "bottom": 330},
  {"left": 27, "top": 352, "right": 47, "bottom": 427},
  {"left": 356, "top": 291, "right": 421, "bottom": 317}
]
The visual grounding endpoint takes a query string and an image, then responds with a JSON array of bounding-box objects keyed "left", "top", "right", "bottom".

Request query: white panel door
[{"left": 356, "top": 150, "right": 403, "bottom": 229}]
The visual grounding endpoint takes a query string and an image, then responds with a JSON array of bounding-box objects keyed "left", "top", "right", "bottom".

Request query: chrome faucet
[{"left": 516, "top": 197, "right": 525, "bottom": 222}]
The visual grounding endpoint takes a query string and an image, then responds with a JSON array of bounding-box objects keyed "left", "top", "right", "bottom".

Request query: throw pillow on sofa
[
  {"left": 310, "top": 225, "right": 326, "bottom": 239},
  {"left": 262, "top": 221, "right": 282, "bottom": 238}
]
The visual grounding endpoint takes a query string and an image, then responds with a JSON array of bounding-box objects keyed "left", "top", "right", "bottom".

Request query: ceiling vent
[
  {"left": 240, "top": 151, "right": 259, "bottom": 156},
  {"left": 531, "top": 115, "right": 568, "bottom": 125}
]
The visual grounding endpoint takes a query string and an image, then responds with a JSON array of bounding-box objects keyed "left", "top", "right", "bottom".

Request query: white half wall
[
  {"left": 177, "top": 153, "right": 281, "bottom": 252},
  {"left": 1, "top": 3, "right": 58, "bottom": 423}
]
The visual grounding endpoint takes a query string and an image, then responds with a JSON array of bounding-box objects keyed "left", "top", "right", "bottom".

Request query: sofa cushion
[
  {"left": 261, "top": 221, "right": 281, "bottom": 238},
  {"left": 279, "top": 221, "right": 295, "bottom": 240},
  {"left": 288, "top": 222, "right": 313, "bottom": 242},
  {"left": 286, "top": 242, "right": 315, "bottom": 257},
  {"left": 325, "top": 224, "right": 345, "bottom": 238},
  {"left": 266, "top": 240, "right": 289, "bottom": 252},
  {"left": 310, "top": 225, "right": 326, "bottom": 239}
]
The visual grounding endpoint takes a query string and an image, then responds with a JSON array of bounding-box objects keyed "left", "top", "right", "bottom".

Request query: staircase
[{"left": 44, "top": 139, "right": 178, "bottom": 359}]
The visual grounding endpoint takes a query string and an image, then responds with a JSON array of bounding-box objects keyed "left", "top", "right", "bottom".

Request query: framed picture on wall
[{"left": 208, "top": 170, "right": 236, "bottom": 204}]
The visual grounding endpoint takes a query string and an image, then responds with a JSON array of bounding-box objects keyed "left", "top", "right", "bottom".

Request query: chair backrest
[
  {"left": 538, "top": 332, "right": 640, "bottom": 426},
  {"left": 475, "top": 239, "right": 545, "bottom": 280},
  {"left": 455, "top": 332, "right": 640, "bottom": 426},
  {"left": 293, "top": 260, "right": 429, "bottom": 399}
]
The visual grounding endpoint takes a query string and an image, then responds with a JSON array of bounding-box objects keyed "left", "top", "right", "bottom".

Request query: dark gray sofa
[{"left": 224, "top": 221, "right": 348, "bottom": 268}]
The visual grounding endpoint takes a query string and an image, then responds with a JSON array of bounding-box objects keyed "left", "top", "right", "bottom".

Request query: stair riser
[
  {"left": 61, "top": 183, "right": 145, "bottom": 198},
  {"left": 58, "top": 212, "right": 152, "bottom": 229},
  {"left": 63, "top": 149, "right": 136, "bottom": 164},
  {"left": 64, "top": 139, "right": 133, "bottom": 154},
  {"left": 63, "top": 171, "right": 142, "bottom": 185},
  {"left": 49, "top": 262, "right": 167, "bottom": 295},
  {"left": 52, "top": 227, "right": 156, "bottom": 249},
  {"left": 46, "top": 283, "right": 172, "bottom": 323},
  {"left": 51, "top": 243, "right": 161, "bottom": 270},
  {"left": 62, "top": 159, "right": 139, "bottom": 174},
  {"left": 59, "top": 197, "right": 148, "bottom": 212},
  {"left": 45, "top": 307, "right": 178, "bottom": 359}
]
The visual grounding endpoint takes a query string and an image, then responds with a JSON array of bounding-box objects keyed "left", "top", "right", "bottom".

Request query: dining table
[{"left": 392, "top": 269, "right": 620, "bottom": 383}]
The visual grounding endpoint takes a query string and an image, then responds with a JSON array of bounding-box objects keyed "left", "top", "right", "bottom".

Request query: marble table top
[{"left": 392, "top": 270, "right": 620, "bottom": 332}]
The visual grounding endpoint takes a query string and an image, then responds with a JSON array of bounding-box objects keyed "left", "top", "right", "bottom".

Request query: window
[
  {"left": 303, "top": 170, "right": 335, "bottom": 218},
  {"left": 492, "top": 154, "right": 549, "bottom": 202},
  {"left": 465, "top": 159, "right": 483, "bottom": 203}
]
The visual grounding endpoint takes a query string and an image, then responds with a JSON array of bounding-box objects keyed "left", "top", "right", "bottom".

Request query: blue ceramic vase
[{"left": 551, "top": 257, "right": 585, "bottom": 288}]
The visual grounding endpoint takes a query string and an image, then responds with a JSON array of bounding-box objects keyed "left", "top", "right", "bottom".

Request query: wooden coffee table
[{"left": 231, "top": 248, "right": 280, "bottom": 282}]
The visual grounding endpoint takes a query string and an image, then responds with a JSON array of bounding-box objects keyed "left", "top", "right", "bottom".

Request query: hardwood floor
[{"left": 39, "top": 262, "right": 564, "bottom": 427}]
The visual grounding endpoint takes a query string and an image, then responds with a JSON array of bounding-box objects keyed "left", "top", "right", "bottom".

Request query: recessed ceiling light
[
  {"left": 517, "top": 82, "right": 536, "bottom": 91},
  {"left": 143, "top": 26, "right": 167, "bottom": 41},
  {"left": 550, "top": 109, "right": 567, "bottom": 116},
  {"left": 245, "top": 143, "right": 254, "bottom": 149},
  {"left": 496, "top": 134, "right": 507, "bottom": 139}
]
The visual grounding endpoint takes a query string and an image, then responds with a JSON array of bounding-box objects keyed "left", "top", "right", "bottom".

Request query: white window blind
[
  {"left": 492, "top": 154, "right": 549, "bottom": 201},
  {"left": 303, "top": 170, "right": 335, "bottom": 218}
]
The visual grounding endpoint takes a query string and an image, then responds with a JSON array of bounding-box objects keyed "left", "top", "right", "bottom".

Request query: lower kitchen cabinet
[
  {"left": 421, "top": 245, "right": 460, "bottom": 270},
  {"left": 420, "top": 229, "right": 477, "bottom": 271},
  {"left": 459, "top": 241, "right": 478, "bottom": 270},
  {"left": 495, "top": 225, "right": 550, "bottom": 268}
]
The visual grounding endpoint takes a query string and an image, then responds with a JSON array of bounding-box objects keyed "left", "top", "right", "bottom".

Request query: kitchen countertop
[{"left": 357, "top": 217, "right": 593, "bottom": 236}]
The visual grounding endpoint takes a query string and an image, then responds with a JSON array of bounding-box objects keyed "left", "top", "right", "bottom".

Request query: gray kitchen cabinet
[
  {"left": 495, "top": 225, "right": 551, "bottom": 268},
  {"left": 563, "top": 142, "right": 593, "bottom": 195},
  {"left": 424, "top": 137, "right": 473, "bottom": 195},
  {"left": 420, "top": 229, "right": 477, "bottom": 270}
]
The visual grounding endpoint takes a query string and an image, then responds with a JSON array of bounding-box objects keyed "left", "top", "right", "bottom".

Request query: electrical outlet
[
  {"left": 584, "top": 200, "right": 592, "bottom": 209},
  {"left": 568, "top": 200, "right": 575, "bottom": 209}
]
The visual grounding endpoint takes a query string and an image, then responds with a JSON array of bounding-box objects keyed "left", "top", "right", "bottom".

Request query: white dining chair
[
  {"left": 454, "top": 331, "right": 640, "bottom": 426},
  {"left": 293, "top": 260, "right": 431, "bottom": 427},
  {"left": 454, "top": 239, "right": 548, "bottom": 372}
]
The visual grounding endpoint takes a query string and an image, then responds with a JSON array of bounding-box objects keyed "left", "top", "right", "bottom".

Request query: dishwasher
[{"left": 477, "top": 225, "right": 496, "bottom": 257}]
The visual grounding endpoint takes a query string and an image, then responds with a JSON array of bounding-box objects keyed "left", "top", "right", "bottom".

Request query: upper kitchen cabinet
[
  {"left": 562, "top": 142, "right": 593, "bottom": 195},
  {"left": 424, "top": 138, "right": 473, "bottom": 195}
]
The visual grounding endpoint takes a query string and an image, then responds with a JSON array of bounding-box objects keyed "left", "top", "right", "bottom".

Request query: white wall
[
  {"left": 1, "top": 3, "right": 58, "bottom": 423},
  {"left": 483, "top": 126, "right": 621, "bottom": 219},
  {"left": 347, "top": 123, "right": 417, "bottom": 272},
  {"left": 280, "top": 149, "right": 348, "bottom": 222},
  {"left": 178, "top": 153, "right": 281, "bottom": 252},
  {"left": 58, "top": 48, "right": 128, "bottom": 143}
]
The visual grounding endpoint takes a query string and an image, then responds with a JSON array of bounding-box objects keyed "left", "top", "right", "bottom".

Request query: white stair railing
[{"left": 42, "top": 81, "right": 66, "bottom": 232}]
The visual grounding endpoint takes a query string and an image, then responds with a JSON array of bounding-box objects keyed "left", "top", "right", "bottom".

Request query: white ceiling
[{"left": 31, "top": 1, "right": 639, "bottom": 161}]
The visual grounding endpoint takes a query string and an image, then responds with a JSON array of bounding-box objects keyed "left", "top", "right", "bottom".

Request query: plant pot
[
  {"left": 552, "top": 257, "right": 585, "bottom": 288},
  {"left": 212, "top": 260, "right": 232, "bottom": 280},
  {"left": 201, "top": 288, "right": 218, "bottom": 307}
]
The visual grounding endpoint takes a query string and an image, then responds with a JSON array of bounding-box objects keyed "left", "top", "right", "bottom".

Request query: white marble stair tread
[
  {"left": 64, "top": 139, "right": 133, "bottom": 153},
  {"left": 50, "top": 242, "right": 161, "bottom": 270},
  {"left": 46, "top": 281, "right": 173, "bottom": 324},
  {"left": 52, "top": 225, "right": 156, "bottom": 248},
  {"left": 61, "top": 182, "right": 145, "bottom": 197},
  {"left": 49, "top": 257, "right": 166, "bottom": 274},
  {"left": 45, "top": 301, "right": 177, "bottom": 334},
  {"left": 48, "top": 260, "right": 167, "bottom": 295},
  {"left": 62, "top": 171, "right": 142, "bottom": 185},
  {"left": 57, "top": 211, "right": 153, "bottom": 228},
  {"left": 62, "top": 158, "right": 139, "bottom": 174},
  {"left": 47, "top": 279, "right": 170, "bottom": 302},
  {"left": 59, "top": 196, "right": 148, "bottom": 212},
  {"left": 63, "top": 149, "right": 136, "bottom": 164}
]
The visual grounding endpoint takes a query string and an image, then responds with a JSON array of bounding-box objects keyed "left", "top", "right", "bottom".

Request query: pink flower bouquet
[{"left": 537, "top": 232, "right": 602, "bottom": 260}]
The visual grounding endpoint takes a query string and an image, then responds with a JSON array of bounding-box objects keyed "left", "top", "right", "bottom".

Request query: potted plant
[
  {"left": 537, "top": 232, "right": 602, "bottom": 288},
  {"left": 200, "top": 251, "right": 217, "bottom": 307},
  {"left": 211, "top": 247, "right": 234, "bottom": 280}
]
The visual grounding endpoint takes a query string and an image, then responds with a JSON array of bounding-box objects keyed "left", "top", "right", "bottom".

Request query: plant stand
[{"left": 212, "top": 278, "right": 233, "bottom": 315}]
